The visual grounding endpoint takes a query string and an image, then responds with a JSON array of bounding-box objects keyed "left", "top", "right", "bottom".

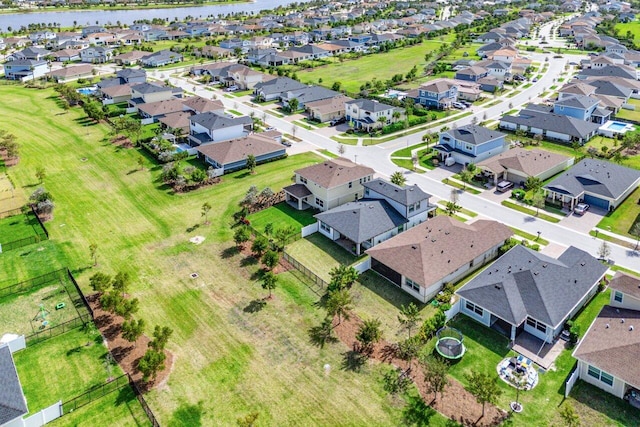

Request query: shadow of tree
[
  {"left": 402, "top": 391, "right": 437, "bottom": 427},
  {"left": 240, "top": 255, "right": 258, "bottom": 267},
  {"left": 243, "top": 299, "right": 266, "bottom": 313},
  {"left": 341, "top": 349, "right": 367, "bottom": 372},
  {"left": 308, "top": 318, "right": 337, "bottom": 348},
  {"left": 220, "top": 246, "right": 239, "bottom": 259}
]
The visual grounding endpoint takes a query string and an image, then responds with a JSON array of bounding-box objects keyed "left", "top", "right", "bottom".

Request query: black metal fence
[
  {"left": 25, "top": 313, "right": 92, "bottom": 345},
  {"left": 0, "top": 268, "right": 66, "bottom": 299},
  {"left": 62, "top": 374, "right": 130, "bottom": 414},
  {"left": 0, "top": 206, "right": 49, "bottom": 253},
  {"left": 129, "top": 374, "right": 161, "bottom": 427},
  {"left": 282, "top": 251, "right": 327, "bottom": 295}
]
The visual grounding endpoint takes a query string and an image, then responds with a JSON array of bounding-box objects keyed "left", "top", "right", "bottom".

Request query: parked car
[
  {"left": 460, "top": 101, "right": 472, "bottom": 108},
  {"left": 330, "top": 117, "right": 346, "bottom": 126},
  {"left": 225, "top": 85, "right": 239, "bottom": 92},
  {"left": 574, "top": 203, "right": 590, "bottom": 215},
  {"left": 452, "top": 102, "right": 466, "bottom": 109},
  {"left": 497, "top": 181, "right": 514, "bottom": 193},
  {"left": 532, "top": 77, "right": 538, "bottom": 82}
]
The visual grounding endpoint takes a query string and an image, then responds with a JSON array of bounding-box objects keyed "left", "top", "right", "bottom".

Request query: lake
[{"left": 0, "top": 0, "right": 306, "bottom": 31}]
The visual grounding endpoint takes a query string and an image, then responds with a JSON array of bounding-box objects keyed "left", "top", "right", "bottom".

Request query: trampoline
[{"left": 435, "top": 326, "right": 465, "bottom": 359}]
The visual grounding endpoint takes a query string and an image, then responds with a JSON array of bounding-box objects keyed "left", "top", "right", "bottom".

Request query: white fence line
[
  {"left": 565, "top": 368, "right": 579, "bottom": 397},
  {"left": 301, "top": 223, "right": 318, "bottom": 238},
  {"left": 444, "top": 299, "right": 461, "bottom": 322},
  {"left": 352, "top": 257, "right": 371, "bottom": 274},
  {"left": 22, "top": 402, "right": 63, "bottom": 427}
]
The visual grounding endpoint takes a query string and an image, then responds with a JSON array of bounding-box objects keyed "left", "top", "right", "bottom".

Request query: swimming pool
[
  {"left": 598, "top": 120, "right": 635, "bottom": 138},
  {"left": 76, "top": 86, "right": 96, "bottom": 96}
]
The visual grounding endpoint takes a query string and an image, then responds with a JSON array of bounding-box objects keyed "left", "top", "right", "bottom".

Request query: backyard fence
[
  {"left": 25, "top": 313, "right": 92, "bottom": 345},
  {"left": 565, "top": 368, "right": 579, "bottom": 397},
  {"left": 62, "top": 374, "right": 130, "bottom": 414},
  {"left": 128, "top": 374, "right": 161, "bottom": 427},
  {"left": 0, "top": 205, "right": 49, "bottom": 253},
  {"left": 0, "top": 268, "right": 66, "bottom": 299},
  {"left": 282, "top": 251, "right": 327, "bottom": 295},
  {"left": 67, "top": 268, "right": 94, "bottom": 319}
]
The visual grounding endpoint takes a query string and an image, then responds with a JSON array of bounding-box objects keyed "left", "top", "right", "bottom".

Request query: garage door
[{"left": 584, "top": 194, "right": 609, "bottom": 210}]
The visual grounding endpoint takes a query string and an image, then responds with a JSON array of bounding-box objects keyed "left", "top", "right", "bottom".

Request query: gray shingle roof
[
  {"left": 314, "top": 199, "right": 407, "bottom": 244},
  {"left": 190, "top": 112, "right": 252, "bottom": 130},
  {"left": 131, "top": 82, "right": 172, "bottom": 94},
  {"left": 254, "top": 77, "right": 307, "bottom": 96},
  {"left": 363, "top": 178, "right": 431, "bottom": 206},
  {"left": 0, "top": 345, "right": 28, "bottom": 425},
  {"left": 578, "top": 65, "right": 637, "bottom": 79},
  {"left": 457, "top": 245, "right": 607, "bottom": 328},
  {"left": 588, "top": 79, "right": 633, "bottom": 98},
  {"left": 345, "top": 98, "right": 395, "bottom": 113},
  {"left": 544, "top": 159, "right": 640, "bottom": 200},
  {"left": 446, "top": 125, "right": 506, "bottom": 145},
  {"left": 287, "top": 86, "right": 341, "bottom": 105},
  {"left": 554, "top": 94, "right": 599, "bottom": 109},
  {"left": 500, "top": 108, "right": 600, "bottom": 139}
]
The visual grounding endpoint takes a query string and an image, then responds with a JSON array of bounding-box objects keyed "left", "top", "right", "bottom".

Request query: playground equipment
[
  {"left": 435, "top": 326, "right": 466, "bottom": 360},
  {"left": 34, "top": 304, "right": 49, "bottom": 322}
]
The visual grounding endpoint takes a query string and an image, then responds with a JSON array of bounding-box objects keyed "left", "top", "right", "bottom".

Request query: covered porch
[
  {"left": 544, "top": 187, "right": 581, "bottom": 211},
  {"left": 511, "top": 331, "right": 567, "bottom": 370},
  {"left": 283, "top": 184, "right": 312, "bottom": 210}
]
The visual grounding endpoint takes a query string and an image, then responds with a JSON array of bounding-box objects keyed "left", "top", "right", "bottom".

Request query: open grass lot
[
  {"left": 444, "top": 287, "right": 640, "bottom": 427},
  {"left": 296, "top": 39, "right": 452, "bottom": 93},
  {"left": 597, "top": 186, "right": 640, "bottom": 237},
  {"left": 0, "top": 86, "right": 425, "bottom": 425},
  {"left": 615, "top": 21, "right": 640, "bottom": 43},
  {"left": 0, "top": 212, "right": 41, "bottom": 243},
  {"left": 0, "top": 172, "right": 25, "bottom": 211},
  {"left": 0, "top": 281, "right": 79, "bottom": 336},
  {"left": 13, "top": 328, "right": 118, "bottom": 411},
  {"left": 613, "top": 107, "right": 640, "bottom": 122},
  {"left": 286, "top": 233, "right": 362, "bottom": 281},
  {"left": 247, "top": 202, "right": 317, "bottom": 234}
]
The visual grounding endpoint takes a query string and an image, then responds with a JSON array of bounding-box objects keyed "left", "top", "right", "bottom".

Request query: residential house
[
  {"left": 573, "top": 272, "right": 640, "bottom": 400},
  {"left": 558, "top": 82, "right": 597, "bottom": 101},
  {"left": 282, "top": 86, "right": 341, "bottom": 109},
  {"left": 553, "top": 95, "right": 600, "bottom": 122},
  {"left": 416, "top": 79, "right": 459, "bottom": 109},
  {"left": 7, "top": 47, "right": 51, "bottom": 61},
  {"left": 188, "top": 112, "right": 253, "bottom": 146},
  {"left": 182, "top": 96, "right": 224, "bottom": 115},
  {"left": 499, "top": 107, "right": 600, "bottom": 144},
  {"left": 140, "top": 50, "right": 183, "bottom": 67},
  {"left": 82, "top": 25, "right": 107, "bottom": 37},
  {"left": 49, "top": 64, "right": 94, "bottom": 83},
  {"left": 577, "top": 65, "right": 638, "bottom": 81},
  {"left": 457, "top": 245, "right": 607, "bottom": 343},
  {"left": 138, "top": 98, "right": 186, "bottom": 124},
  {"left": 3, "top": 59, "right": 48, "bottom": 81},
  {"left": 0, "top": 344, "right": 28, "bottom": 427},
  {"left": 283, "top": 157, "right": 374, "bottom": 211},
  {"left": 253, "top": 77, "right": 307, "bottom": 102},
  {"left": 434, "top": 125, "right": 508, "bottom": 166},
  {"left": 80, "top": 46, "right": 113, "bottom": 63},
  {"left": 196, "top": 134, "right": 286, "bottom": 174},
  {"left": 315, "top": 178, "right": 435, "bottom": 256},
  {"left": 367, "top": 216, "right": 512, "bottom": 303},
  {"left": 128, "top": 82, "right": 182, "bottom": 108},
  {"left": 116, "top": 68, "right": 146, "bottom": 85},
  {"left": 345, "top": 99, "right": 403, "bottom": 131},
  {"left": 100, "top": 84, "right": 133, "bottom": 105},
  {"left": 476, "top": 147, "right": 573, "bottom": 186},
  {"left": 113, "top": 50, "right": 147, "bottom": 66},
  {"left": 543, "top": 158, "right": 640, "bottom": 211},
  {"left": 455, "top": 66, "right": 489, "bottom": 82},
  {"left": 478, "top": 76, "right": 504, "bottom": 93},
  {"left": 225, "top": 64, "right": 267, "bottom": 90},
  {"left": 51, "top": 49, "right": 81, "bottom": 62},
  {"left": 305, "top": 95, "right": 353, "bottom": 123}
]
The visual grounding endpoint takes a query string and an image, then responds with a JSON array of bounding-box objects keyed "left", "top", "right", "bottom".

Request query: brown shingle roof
[
  {"left": 609, "top": 272, "right": 640, "bottom": 299},
  {"left": 295, "top": 157, "right": 374, "bottom": 189},
  {"left": 137, "top": 98, "right": 185, "bottom": 117},
  {"left": 50, "top": 64, "right": 93, "bottom": 78},
  {"left": 196, "top": 134, "right": 284, "bottom": 166},
  {"left": 366, "top": 216, "right": 512, "bottom": 287},
  {"left": 573, "top": 305, "right": 640, "bottom": 389},
  {"left": 159, "top": 111, "right": 191, "bottom": 131},
  {"left": 476, "top": 147, "right": 571, "bottom": 178},
  {"left": 182, "top": 95, "right": 224, "bottom": 114},
  {"left": 305, "top": 95, "right": 353, "bottom": 115},
  {"left": 100, "top": 84, "right": 132, "bottom": 98}
]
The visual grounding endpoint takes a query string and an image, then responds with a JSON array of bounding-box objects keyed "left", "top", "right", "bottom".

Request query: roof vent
[
  {"left": 622, "top": 319, "right": 625, "bottom": 323},
  {"left": 411, "top": 245, "right": 417, "bottom": 250},
  {"left": 580, "top": 261, "right": 586, "bottom": 266},
  {"left": 542, "top": 263, "right": 547, "bottom": 268},
  {"left": 606, "top": 323, "right": 610, "bottom": 329},
  {"left": 631, "top": 326, "right": 635, "bottom": 331},
  {"left": 448, "top": 260, "right": 451, "bottom": 263},
  {"left": 441, "top": 250, "right": 444, "bottom": 254},
  {"left": 494, "top": 285, "right": 501, "bottom": 290},
  {"left": 575, "top": 279, "right": 578, "bottom": 284}
]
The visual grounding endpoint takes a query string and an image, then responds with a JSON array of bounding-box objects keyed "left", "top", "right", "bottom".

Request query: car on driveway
[
  {"left": 330, "top": 117, "right": 346, "bottom": 126},
  {"left": 452, "top": 102, "right": 466, "bottom": 109},
  {"left": 574, "top": 203, "right": 590, "bottom": 215}
]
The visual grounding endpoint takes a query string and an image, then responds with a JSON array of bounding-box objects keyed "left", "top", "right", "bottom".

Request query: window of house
[
  {"left": 588, "top": 365, "right": 614, "bottom": 386},
  {"left": 300, "top": 176, "right": 307, "bottom": 184},
  {"left": 364, "top": 188, "right": 369, "bottom": 196},
  {"left": 405, "top": 277, "right": 420, "bottom": 292},
  {"left": 465, "top": 301, "right": 483, "bottom": 316},
  {"left": 315, "top": 198, "right": 324, "bottom": 208},
  {"left": 409, "top": 205, "right": 415, "bottom": 213},
  {"left": 397, "top": 225, "right": 404, "bottom": 234},
  {"left": 348, "top": 182, "right": 353, "bottom": 188},
  {"left": 526, "top": 317, "right": 547, "bottom": 333},
  {"left": 465, "top": 144, "right": 473, "bottom": 151},
  {"left": 415, "top": 201, "right": 421, "bottom": 210},
  {"left": 320, "top": 221, "right": 330, "bottom": 233},
  {"left": 614, "top": 291, "right": 623, "bottom": 303}
]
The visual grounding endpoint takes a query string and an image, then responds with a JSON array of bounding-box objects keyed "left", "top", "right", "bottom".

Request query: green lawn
[
  {"left": 597, "top": 186, "right": 640, "bottom": 237},
  {"left": 391, "top": 142, "right": 428, "bottom": 158},
  {"left": 614, "top": 108, "right": 640, "bottom": 122},
  {"left": 318, "top": 149, "right": 338, "bottom": 158},
  {"left": 615, "top": 21, "right": 640, "bottom": 44},
  {"left": 391, "top": 158, "right": 425, "bottom": 173},
  {"left": 247, "top": 202, "right": 317, "bottom": 234},
  {"left": 286, "top": 234, "right": 362, "bottom": 281},
  {"left": 296, "top": 40, "right": 452, "bottom": 93},
  {"left": 0, "top": 212, "right": 42, "bottom": 243},
  {"left": 501, "top": 200, "right": 561, "bottom": 223},
  {"left": 14, "top": 328, "right": 120, "bottom": 412},
  {"left": 0, "top": 86, "right": 416, "bottom": 425}
]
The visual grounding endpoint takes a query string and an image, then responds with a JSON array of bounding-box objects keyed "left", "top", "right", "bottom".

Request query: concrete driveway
[{"left": 560, "top": 207, "right": 606, "bottom": 233}]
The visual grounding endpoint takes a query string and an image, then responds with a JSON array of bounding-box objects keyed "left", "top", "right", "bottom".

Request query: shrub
[
  {"left": 512, "top": 189, "right": 526, "bottom": 200},
  {"left": 569, "top": 324, "right": 580, "bottom": 344}
]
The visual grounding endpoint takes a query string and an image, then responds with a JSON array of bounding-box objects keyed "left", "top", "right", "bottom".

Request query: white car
[
  {"left": 225, "top": 85, "right": 239, "bottom": 92},
  {"left": 574, "top": 203, "right": 590, "bottom": 215}
]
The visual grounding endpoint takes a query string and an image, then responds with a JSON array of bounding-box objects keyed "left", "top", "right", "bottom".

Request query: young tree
[
  {"left": 390, "top": 171, "right": 407, "bottom": 187},
  {"left": 89, "top": 242, "right": 99, "bottom": 267},
  {"left": 327, "top": 265, "right": 359, "bottom": 292},
  {"left": 559, "top": 403, "right": 581, "bottom": 427},
  {"left": 112, "top": 271, "right": 130, "bottom": 298},
  {"left": 234, "top": 227, "right": 251, "bottom": 249},
  {"left": 421, "top": 356, "right": 449, "bottom": 402},
  {"left": 261, "top": 250, "right": 280, "bottom": 270},
  {"left": 89, "top": 272, "right": 112, "bottom": 294},
  {"left": 35, "top": 166, "right": 46, "bottom": 183},
  {"left": 532, "top": 191, "right": 545, "bottom": 216},
  {"left": 251, "top": 235, "right": 269, "bottom": 257},
  {"left": 459, "top": 167, "right": 473, "bottom": 190},
  {"left": 114, "top": 297, "right": 139, "bottom": 320},
  {"left": 598, "top": 240, "right": 611, "bottom": 260},
  {"left": 138, "top": 348, "right": 166, "bottom": 382},
  {"left": 246, "top": 154, "right": 257, "bottom": 174},
  {"left": 356, "top": 318, "right": 382, "bottom": 355},
  {"left": 137, "top": 156, "right": 145, "bottom": 170},
  {"left": 398, "top": 302, "right": 420, "bottom": 338},
  {"left": 201, "top": 202, "right": 212, "bottom": 225},
  {"left": 338, "top": 143, "right": 346, "bottom": 155},
  {"left": 121, "top": 318, "right": 145, "bottom": 347},
  {"left": 524, "top": 176, "right": 542, "bottom": 192},
  {"left": 326, "top": 288, "right": 353, "bottom": 326},
  {"left": 274, "top": 225, "right": 296, "bottom": 249},
  {"left": 150, "top": 325, "right": 173, "bottom": 352},
  {"left": 288, "top": 97, "right": 299, "bottom": 112},
  {"left": 261, "top": 270, "right": 278, "bottom": 299},
  {"left": 465, "top": 370, "right": 503, "bottom": 417}
]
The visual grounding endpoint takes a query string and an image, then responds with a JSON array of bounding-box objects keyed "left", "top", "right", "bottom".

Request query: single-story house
[
  {"left": 138, "top": 98, "right": 186, "bottom": 124},
  {"left": 100, "top": 84, "right": 133, "bottom": 105},
  {"left": 196, "top": 134, "right": 286, "bottom": 174},
  {"left": 140, "top": 50, "right": 183, "bottom": 67},
  {"left": 543, "top": 159, "right": 640, "bottom": 211},
  {"left": 113, "top": 50, "right": 148, "bottom": 66},
  {"left": 457, "top": 245, "right": 608, "bottom": 343},
  {"left": 366, "top": 216, "right": 512, "bottom": 303},
  {"left": 49, "top": 64, "right": 94, "bottom": 83},
  {"left": 476, "top": 147, "right": 573, "bottom": 186},
  {"left": 499, "top": 107, "right": 600, "bottom": 144}
]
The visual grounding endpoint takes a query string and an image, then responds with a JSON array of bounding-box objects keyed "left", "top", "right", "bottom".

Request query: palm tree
[{"left": 326, "top": 289, "right": 353, "bottom": 326}]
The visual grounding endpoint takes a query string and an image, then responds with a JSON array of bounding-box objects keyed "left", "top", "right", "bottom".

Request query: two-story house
[
  {"left": 314, "top": 178, "right": 436, "bottom": 255},
  {"left": 80, "top": 46, "right": 113, "bottom": 63},
  {"left": 345, "top": 99, "right": 402, "bottom": 131},
  {"left": 3, "top": 59, "right": 48, "bottom": 81},
  {"left": 283, "top": 157, "right": 374, "bottom": 211},
  {"left": 415, "top": 79, "right": 459, "bottom": 109},
  {"left": 188, "top": 112, "right": 253, "bottom": 146},
  {"left": 434, "top": 125, "right": 508, "bottom": 166},
  {"left": 454, "top": 66, "right": 489, "bottom": 82},
  {"left": 573, "top": 272, "right": 640, "bottom": 403},
  {"left": 553, "top": 95, "right": 600, "bottom": 121}
]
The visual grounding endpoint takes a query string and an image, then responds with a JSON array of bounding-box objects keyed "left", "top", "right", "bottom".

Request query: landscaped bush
[
  {"left": 512, "top": 189, "right": 526, "bottom": 200},
  {"left": 569, "top": 324, "right": 581, "bottom": 345}
]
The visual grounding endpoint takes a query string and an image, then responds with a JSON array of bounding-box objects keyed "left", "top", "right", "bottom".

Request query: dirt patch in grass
[
  {"left": 110, "top": 135, "right": 133, "bottom": 148},
  {"left": 334, "top": 315, "right": 508, "bottom": 426},
  {"left": 89, "top": 293, "right": 173, "bottom": 392}
]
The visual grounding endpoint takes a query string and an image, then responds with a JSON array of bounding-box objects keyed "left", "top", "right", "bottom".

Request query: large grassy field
[
  {"left": 0, "top": 212, "right": 42, "bottom": 243},
  {"left": 615, "top": 21, "right": 640, "bottom": 43},
  {"left": 0, "top": 85, "right": 435, "bottom": 425},
  {"left": 296, "top": 38, "right": 453, "bottom": 93}
]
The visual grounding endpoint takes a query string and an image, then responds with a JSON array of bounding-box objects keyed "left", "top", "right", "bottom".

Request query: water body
[{"left": 0, "top": 0, "right": 304, "bottom": 31}]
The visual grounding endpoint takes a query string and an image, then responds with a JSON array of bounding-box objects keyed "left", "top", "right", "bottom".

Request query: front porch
[
  {"left": 511, "top": 331, "right": 567, "bottom": 370},
  {"left": 283, "top": 183, "right": 313, "bottom": 211}
]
